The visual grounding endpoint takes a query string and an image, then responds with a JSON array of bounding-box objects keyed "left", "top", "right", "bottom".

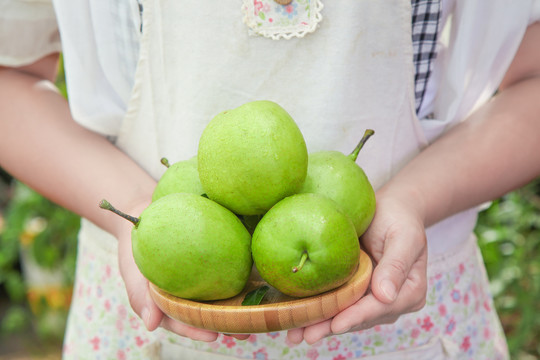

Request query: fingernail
[
  {"left": 141, "top": 307, "right": 151, "bottom": 330},
  {"left": 333, "top": 326, "right": 351, "bottom": 335},
  {"left": 380, "top": 279, "right": 397, "bottom": 301}
]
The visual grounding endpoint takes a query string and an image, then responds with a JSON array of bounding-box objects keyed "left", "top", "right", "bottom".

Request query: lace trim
[{"left": 242, "top": 0, "right": 324, "bottom": 40}]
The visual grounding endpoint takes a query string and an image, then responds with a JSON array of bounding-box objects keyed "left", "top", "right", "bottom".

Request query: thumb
[
  {"left": 141, "top": 283, "right": 165, "bottom": 331},
  {"left": 370, "top": 226, "right": 426, "bottom": 303},
  {"left": 122, "top": 264, "right": 164, "bottom": 331},
  {"left": 118, "top": 238, "right": 164, "bottom": 331}
]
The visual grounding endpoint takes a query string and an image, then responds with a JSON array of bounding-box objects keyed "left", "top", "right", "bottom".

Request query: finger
[
  {"left": 226, "top": 334, "right": 251, "bottom": 340},
  {"left": 119, "top": 242, "right": 165, "bottom": 331},
  {"left": 119, "top": 232, "right": 219, "bottom": 341},
  {"left": 125, "top": 275, "right": 163, "bottom": 331},
  {"left": 161, "top": 317, "right": 219, "bottom": 342},
  {"left": 286, "top": 327, "right": 304, "bottom": 344},
  {"left": 331, "top": 259, "right": 427, "bottom": 334},
  {"left": 142, "top": 285, "right": 164, "bottom": 331},
  {"left": 302, "top": 319, "right": 332, "bottom": 345},
  {"left": 370, "top": 225, "right": 426, "bottom": 303},
  {"left": 330, "top": 293, "right": 397, "bottom": 334}
]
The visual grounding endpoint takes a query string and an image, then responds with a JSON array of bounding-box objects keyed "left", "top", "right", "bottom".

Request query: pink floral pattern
[
  {"left": 163, "top": 239, "right": 509, "bottom": 359},
  {"left": 63, "top": 234, "right": 509, "bottom": 359},
  {"left": 242, "top": 0, "right": 323, "bottom": 40},
  {"left": 62, "top": 242, "right": 159, "bottom": 359}
]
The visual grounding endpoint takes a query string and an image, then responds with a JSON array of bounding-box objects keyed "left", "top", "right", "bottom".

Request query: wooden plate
[{"left": 149, "top": 249, "right": 372, "bottom": 334}]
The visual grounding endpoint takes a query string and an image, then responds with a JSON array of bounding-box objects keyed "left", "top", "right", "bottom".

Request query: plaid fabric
[{"left": 411, "top": 0, "right": 442, "bottom": 115}]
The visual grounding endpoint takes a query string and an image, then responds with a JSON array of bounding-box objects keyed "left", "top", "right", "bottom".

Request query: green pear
[
  {"left": 99, "top": 193, "right": 252, "bottom": 301},
  {"left": 251, "top": 193, "right": 360, "bottom": 298},
  {"left": 197, "top": 100, "right": 308, "bottom": 215},
  {"left": 299, "top": 129, "right": 376, "bottom": 237},
  {"left": 152, "top": 156, "right": 205, "bottom": 202}
]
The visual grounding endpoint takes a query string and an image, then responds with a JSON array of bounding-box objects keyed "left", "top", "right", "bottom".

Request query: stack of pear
[
  {"left": 251, "top": 130, "right": 376, "bottom": 298},
  {"left": 99, "top": 100, "right": 310, "bottom": 301},
  {"left": 100, "top": 100, "right": 377, "bottom": 302}
]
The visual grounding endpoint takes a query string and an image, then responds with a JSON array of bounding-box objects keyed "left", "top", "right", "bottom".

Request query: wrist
[{"left": 377, "top": 180, "right": 428, "bottom": 228}]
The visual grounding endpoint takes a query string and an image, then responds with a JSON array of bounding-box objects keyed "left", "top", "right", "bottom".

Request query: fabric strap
[{"left": 411, "top": 0, "right": 442, "bottom": 115}]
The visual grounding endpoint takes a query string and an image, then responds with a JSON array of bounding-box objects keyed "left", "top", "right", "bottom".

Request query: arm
[
  {"left": 0, "top": 54, "right": 219, "bottom": 341},
  {"left": 0, "top": 54, "right": 155, "bottom": 233},
  {"left": 289, "top": 21, "right": 540, "bottom": 344},
  {"left": 386, "top": 21, "right": 540, "bottom": 229}
]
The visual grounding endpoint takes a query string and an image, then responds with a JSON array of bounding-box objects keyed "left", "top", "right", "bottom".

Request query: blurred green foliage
[
  {"left": 476, "top": 178, "right": 540, "bottom": 359},
  {"left": 0, "top": 181, "right": 80, "bottom": 340},
  {"left": 2, "top": 181, "right": 79, "bottom": 278}
]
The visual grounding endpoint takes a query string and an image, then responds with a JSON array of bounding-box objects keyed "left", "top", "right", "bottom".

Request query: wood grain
[{"left": 149, "top": 249, "right": 372, "bottom": 334}]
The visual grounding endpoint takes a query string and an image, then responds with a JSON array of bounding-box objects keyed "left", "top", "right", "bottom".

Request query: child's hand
[
  {"left": 287, "top": 190, "right": 428, "bottom": 344},
  {"left": 115, "top": 201, "right": 221, "bottom": 342}
]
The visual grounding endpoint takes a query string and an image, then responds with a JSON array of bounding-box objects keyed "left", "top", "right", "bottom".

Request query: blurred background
[{"left": 0, "top": 60, "right": 539, "bottom": 360}]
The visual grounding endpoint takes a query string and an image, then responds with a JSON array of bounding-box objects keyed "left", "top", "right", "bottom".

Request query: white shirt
[{"left": 2, "top": 0, "right": 539, "bottom": 138}]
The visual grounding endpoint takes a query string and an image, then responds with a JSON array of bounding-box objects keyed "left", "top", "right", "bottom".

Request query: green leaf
[{"left": 242, "top": 286, "right": 269, "bottom": 306}]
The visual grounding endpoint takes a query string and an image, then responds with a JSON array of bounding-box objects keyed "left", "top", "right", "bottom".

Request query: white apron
[{"left": 62, "top": 1, "right": 514, "bottom": 359}]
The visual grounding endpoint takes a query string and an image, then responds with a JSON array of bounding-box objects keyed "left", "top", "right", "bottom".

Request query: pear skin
[
  {"left": 252, "top": 193, "right": 360, "bottom": 298},
  {"left": 152, "top": 156, "right": 205, "bottom": 202},
  {"left": 299, "top": 130, "right": 376, "bottom": 237},
  {"left": 198, "top": 100, "right": 308, "bottom": 215},
  {"left": 101, "top": 194, "right": 252, "bottom": 301}
]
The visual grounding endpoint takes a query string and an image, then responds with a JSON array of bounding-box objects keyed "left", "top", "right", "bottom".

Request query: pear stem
[
  {"left": 99, "top": 199, "right": 140, "bottom": 226},
  {"left": 348, "top": 129, "right": 375, "bottom": 161},
  {"left": 292, "top": 251, "right": 309, "bottom": 273},
  {"left": 160, "top": 157, "right": 171, "bottom": 168}
]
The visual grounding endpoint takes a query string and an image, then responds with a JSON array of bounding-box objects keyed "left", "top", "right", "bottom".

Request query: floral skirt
[{"left": 63, "top": 220, "right": 509, "bottom": 359}]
